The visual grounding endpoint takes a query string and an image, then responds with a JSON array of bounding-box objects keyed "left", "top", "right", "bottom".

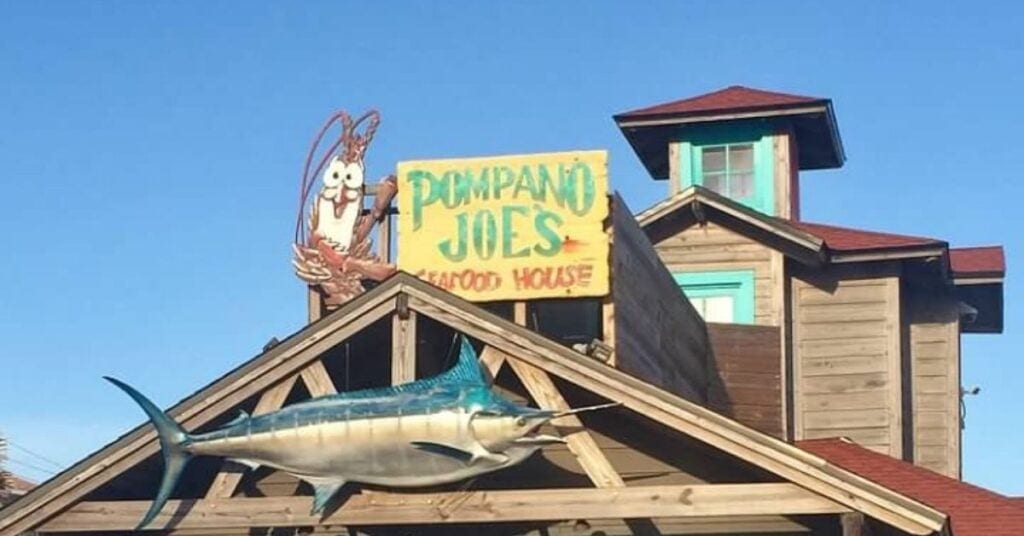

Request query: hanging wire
[
  {"left": 8, "top": 441, "right": 63, "bottom": 469},
  {"left": 7, "top": 457, "right": 56, "bottom": 476}
]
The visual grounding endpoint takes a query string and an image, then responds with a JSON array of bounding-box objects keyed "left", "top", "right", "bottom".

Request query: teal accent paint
[
  {"left": 673, "top": 270, "right": 755, "bottom": 324},
  {"left": 675, "top": 122, "right": 775, "bottom": 215}
]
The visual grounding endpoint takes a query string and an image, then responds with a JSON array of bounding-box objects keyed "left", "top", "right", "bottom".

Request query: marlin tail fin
[{"left": 104, "top": 376, "right": 193, "bottom": 530}]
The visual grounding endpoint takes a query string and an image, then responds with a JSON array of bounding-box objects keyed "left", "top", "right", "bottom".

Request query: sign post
[{"left": 397, "top": 150, "right": 609, "bottom": 301}]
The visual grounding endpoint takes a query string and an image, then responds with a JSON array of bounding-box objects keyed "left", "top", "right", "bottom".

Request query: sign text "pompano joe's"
[{"left": 397, "top": 150, "right": 609, "bottom": 301}]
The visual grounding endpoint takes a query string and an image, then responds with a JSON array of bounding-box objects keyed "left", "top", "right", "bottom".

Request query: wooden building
[
  {"left": 617, "top": 86, "right": 1005, "bottom": 479},
  {"left": 0, "top": 88, "right": 1016, "bottom": 535}
]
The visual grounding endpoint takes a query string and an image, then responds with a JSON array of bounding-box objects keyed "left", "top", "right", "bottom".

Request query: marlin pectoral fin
[
  {"left": 411, "top": 441, "right": 474, "bottom": 464},
  {"left": 311, "top": 481, "right": 346, "bottom": 515},
  {"left": 227, "top": 458, "right": 260, "bottom": 470}
]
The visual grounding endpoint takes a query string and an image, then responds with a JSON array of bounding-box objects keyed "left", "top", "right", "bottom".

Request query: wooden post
[
  {"left": 378, "top": 212, "right": 392, "bottom": 264},
  {"left": 841, "top": 512, "right": 874, "bottom": 535},
  {"left": 601, "top": 294, "right": 615, "bottom": 365},
  {"left": 513, "top": 301, "right": 527, "bottom": 327},
  {"left": 391, "top": 296, "right": 417, "bottom": 385},
  {"left": 308, "top": 287, "right": 324, "bottom": 323}
]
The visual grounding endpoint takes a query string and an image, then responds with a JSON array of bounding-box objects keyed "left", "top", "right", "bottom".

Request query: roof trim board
[
  {"left": 636, "top": 186, "right": 961, "bottom": 271},
  {"left": 0, "top": 273, "right": 947, "bottom": 535}
]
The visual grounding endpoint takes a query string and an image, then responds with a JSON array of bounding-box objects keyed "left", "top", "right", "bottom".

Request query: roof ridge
[{"left": 615, "top": 85, "right": 827, "bottom": 118}]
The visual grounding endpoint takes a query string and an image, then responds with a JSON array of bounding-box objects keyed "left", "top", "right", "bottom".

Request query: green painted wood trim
[
  {"left": 672, "top": 270, "right": 756, "bottom": 325},
  {"left": 679, "top": 140, "right": 694, "bottom": 188}
]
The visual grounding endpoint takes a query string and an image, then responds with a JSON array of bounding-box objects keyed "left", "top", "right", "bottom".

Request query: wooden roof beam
[{"left": 39, "top": 483, "right": 848, "bottom": 532}]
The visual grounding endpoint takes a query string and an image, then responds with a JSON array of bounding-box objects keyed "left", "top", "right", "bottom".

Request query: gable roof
[
  {"left": 616, "top": 86, "right": 828, "bottom": 119},
  {"left": 637, "top": 186, "right": 827, "bottom": 266},
  {"left": 0, "top": 273, "right": 947, "bottom": 535},
  {"left": 637, "top": 186, "right": 953, "bottom": 267},
  {"left": 800, "top": 438, "right": 1024, "bottom": 536},
  {"left": 613, "top": 86, "right": 844, "bottom": 176}
]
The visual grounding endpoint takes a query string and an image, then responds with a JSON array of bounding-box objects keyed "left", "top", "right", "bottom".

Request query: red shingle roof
[
  {"left": 950, "top": 246, "right": 1006, "bottom": 277},
  {"left": 616, "top": 85, "right": 827, "bottom": 119},
  {"left": 785, "top": 220, "right": 945, "bottom": 252},
  {"left": 799, "top": 438, "right": 1024, "bottom": 536}
]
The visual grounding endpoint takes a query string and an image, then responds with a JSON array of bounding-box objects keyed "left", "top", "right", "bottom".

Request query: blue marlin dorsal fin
[{"left": 291, "top": 336, "right": 487, "bottom": 406}]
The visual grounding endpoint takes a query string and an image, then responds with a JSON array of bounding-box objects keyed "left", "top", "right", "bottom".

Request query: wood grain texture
[
  {"left": 504, "top": 352, "right": 625, "bottom": 488},
  {"left": 299, "top": 360, "right": 338, "bottom": 396},
  {"left": 611, "top": 193, "right": 709, "bottom": 403},
  {"left": 40, "top": 484, "right": 847, "bottom": 532},
  {"left": 906, "top": 286, "right": 961, "bottom": 478},
  {"left": 390, "top": 311, "right": 417, "bottom": 384},
  {"left": 706, "top": 323, "right": 783, "bottom": 438},
  {"left": 791, "top": 270, "right": 903, "bottom": 458},
  {"left": 653, "top": 222, "right": 779, "bottom": 325}
]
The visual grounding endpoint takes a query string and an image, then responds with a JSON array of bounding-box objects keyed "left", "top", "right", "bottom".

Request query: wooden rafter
[
  {"left": 40, "top": 483, "right": 848, "bottom": 532},
  {"left": 501, "top": 350, "right": 624, "bottom": 488}
]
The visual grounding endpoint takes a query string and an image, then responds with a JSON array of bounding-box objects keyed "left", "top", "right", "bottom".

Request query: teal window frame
[
  {"left": 677, "top": 123, "right": 775, "bottom": 215},
  {"left": 673, "top": 270, "right": 755, "bottom": 325}
]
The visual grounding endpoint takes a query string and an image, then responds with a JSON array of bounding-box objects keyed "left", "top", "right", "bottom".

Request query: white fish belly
[{"left": 195, "top": 411, "right": 489, "bottom": 486}]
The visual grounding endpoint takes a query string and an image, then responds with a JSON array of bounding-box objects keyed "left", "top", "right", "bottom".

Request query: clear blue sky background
[{"left": 1, "top": 2, "right": 1021, "bottom": 494}]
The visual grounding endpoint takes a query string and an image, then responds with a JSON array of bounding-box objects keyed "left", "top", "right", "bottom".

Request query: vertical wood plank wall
[
  {"left": 907, "top": 288, "right": 961, "bottom": 477},
  {"left": 612, "top": 194, "right": 709, "bottom": 404},
  {"left": 791, "top": 272, "right": 903, "bottom": 457},
  {"left": 652, "top": 222, "right": 780, "bottom": 326}
]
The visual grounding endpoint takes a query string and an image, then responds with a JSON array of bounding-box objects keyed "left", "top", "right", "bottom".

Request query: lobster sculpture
[{"left": 292, "top": 110, "right": 397, "bottom": 306}]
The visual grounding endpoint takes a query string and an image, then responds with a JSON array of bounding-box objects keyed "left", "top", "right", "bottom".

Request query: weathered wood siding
[
  {"left": 612, "top": 194, "right": 709, "bottom": 403},
  {"left": 906, "top": 286, "right": 961, "bottom": 477},
  {"left": 706, "top": 323, "right": 784, "bottom": 438},
  {"left": 652, "top": 222, "right": 782, "bottom": 326},
  {"left": 791, "top": 272, "right": 903, "bottom": 457}
]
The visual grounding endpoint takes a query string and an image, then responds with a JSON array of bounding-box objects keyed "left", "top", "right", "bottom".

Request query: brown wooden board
[
  {"left": 610, "top": 193, "right": 709, "bottom": 404},
  {"left": 706, "top": 323, "right": 784, "bottom": 438}
]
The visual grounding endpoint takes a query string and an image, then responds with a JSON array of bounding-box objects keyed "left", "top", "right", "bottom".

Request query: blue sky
[{"left": 1, "top": 2, "right": 1021, "bottom": 494}]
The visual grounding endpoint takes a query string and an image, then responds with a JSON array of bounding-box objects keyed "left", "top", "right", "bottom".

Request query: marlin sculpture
[{"left": 106, "top": 337, "right": 617, "bottom": 529}]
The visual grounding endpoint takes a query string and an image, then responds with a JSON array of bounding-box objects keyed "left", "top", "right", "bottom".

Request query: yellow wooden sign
[{"left": 397, "top": 150, "right": 609, "bottom": 301}]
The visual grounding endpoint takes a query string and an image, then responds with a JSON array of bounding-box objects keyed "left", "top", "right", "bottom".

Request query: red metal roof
[
  {"left": 799, "top": 438, "right": 1024, "bottom": 536},
  {"left": 785, "top": 220, "right": 945, "bottom": 252},
  {"left": 616, "top": 85, "right": 827, "bottom": 119},
  {"left": 950, "top": 246, "right": 1006, "bottom": 277}
]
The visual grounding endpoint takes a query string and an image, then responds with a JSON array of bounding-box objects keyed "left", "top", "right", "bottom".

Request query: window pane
[
  {"left": 702, "top": 146, "right": 726, "bottom": 172},
  {"left": 729, "top": 144, "right": 754, "bottom": 171},
  {"left": 688, "top": 297, "right": 707, "bottom": 318},
  {"left": 730, "top": 172, "right": 754, "bottom": 198},
  {"left": 704, "top": 173, "right": 727, "bottom": 194},
  {"left": 704, "top": 296, "right": 735, "bottom": 323}
]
